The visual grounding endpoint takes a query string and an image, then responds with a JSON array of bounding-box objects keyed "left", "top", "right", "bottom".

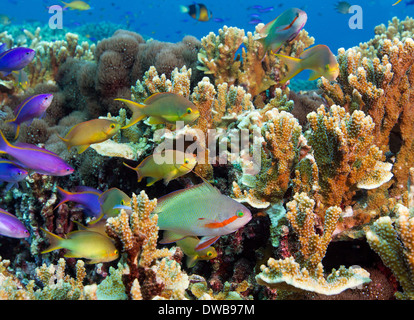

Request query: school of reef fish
[{"left": 1, "top": 3, "right": 414, "bottom": 300}]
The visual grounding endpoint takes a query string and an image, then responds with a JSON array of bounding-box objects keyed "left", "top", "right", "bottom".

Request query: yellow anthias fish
[
  {"left": 57, "top": 119, "right": 121, "bottom": 154},
  {"left": 273, "top": 44, "right": 339, "bottom": 84},
  {"left": 115, "top": 92, "right": 200, "bottom": 129},
  {"left": 173, "top": 233, "right": 217, "bottom": 268},
  {"left": 124, "top": 150, "right": 197, "bottom": 186},
  {"left": 40, "top": 227, "right": 118, "bottom": 264},
  {"left": 61, "top": 1, "right": 91, "bottom": 10}
]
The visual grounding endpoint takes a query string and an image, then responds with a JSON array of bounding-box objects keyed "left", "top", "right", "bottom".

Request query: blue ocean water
[{"left": 3, "top": 0, "right": 414, "bottom": 52}]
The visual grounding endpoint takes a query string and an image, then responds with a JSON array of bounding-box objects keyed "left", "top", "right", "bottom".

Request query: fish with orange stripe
[
  {"left": 254, "top": 7, "right": 307, "bottom": 58},
  {"left": 154, "top": 180, "right": 252, "bottom": 251}
]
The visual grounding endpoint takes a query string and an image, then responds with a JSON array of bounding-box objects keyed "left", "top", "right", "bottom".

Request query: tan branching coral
[
  {"left": 366, "top": 203, "right": 414, "bottom": 299},
  {"left": 319, "top": 30, "right": 414, "bottom": 194},
  {"left": 256, "top": 192, "right": 371, "bottom": 295},
  {"left": 306, "top": 105, "right": 393, "bottom": 209},
  {"left": 197, "top": 25, "right": 314, "bottom": 96}
]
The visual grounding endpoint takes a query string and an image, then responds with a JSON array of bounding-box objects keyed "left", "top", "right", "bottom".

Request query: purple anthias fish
[
  {"left": 0, "top": 207, "right": 29, "bottom": 238},
  {"left": 254, "top": 8, "right": 307, "bottom": 57},
  {"left": 55, "top": 186, "right": 103, "bottom": 218},
  {"left": 5, "top": 94, "right": 53, "bottom": 139},
  {"left": 0, "top": 159, "right": 28, "bottom": 191},
  {"left": 0, "top": 47, "right": 35, "bottom": 77},
  {"left": 0, "top": 130, "right": 74, "bottom": 176}
]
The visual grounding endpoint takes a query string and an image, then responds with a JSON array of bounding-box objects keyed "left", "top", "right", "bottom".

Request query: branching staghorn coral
[
  {"left": 365, "top": 203, "right": 414, "bottom": 299},
  {"left": 319, "top": 29, "right": 414, "bottom": 194},
  {"left": 0, "top": 257, "right": 91, "bottom": 300},
  {"left": 197, "top": 25, "right": 314, "bottom": 97},
  {"left": 105, "top": 190, "right": 190, "bottom": 300},
  {"left": 305, "top": 104, "right": 393, "bottom": 210},
  {"left": 256, "top": 192, "right": 371, "bottom": 295}
]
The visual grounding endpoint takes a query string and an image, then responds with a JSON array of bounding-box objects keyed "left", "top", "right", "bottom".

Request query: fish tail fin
[
  {"left": 40, "top": 227, "right": 64, "bottom": 254},
  {"left": 179, "top": 5, "right": 189, "bottom": 13},
  {"left": 0, "top": 130, "right": 11, "bottom": 154},
  {"left": 61, "top": 1, "right": 68, "bottom": 8},
  {"left": 54, "top": 186, "right": 71, "bottom": 210},
  {"left": 56, "top": 134, "right": 70, "bottom": 151},
  {"left": 115, "top": 98, "right": 146, "bottom": 129},
  {"left": 273, "top": 53, "right": 303, "bottom": 84},
  {"left": 123, "top": 162, "right": 142, "bottom": 182}
]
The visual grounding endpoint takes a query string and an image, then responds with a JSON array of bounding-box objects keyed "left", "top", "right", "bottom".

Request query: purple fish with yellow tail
[
  {"left": 0, "top": 47, "right": 35, "bottom": 77},
  {"left": 155, "top": 180, "right": 252, "bottom": 251},
  {"left": 5, "top": 94, "right": 53, "bottom": 139},
  {"left": 0, "top": 130, "right": 74, "bottom": 176},
  {"left": 0, "top": 207, "right": 29, "bottom": 238},
  {"left": 0, "top": 159, "right": 28, "bottom": 191},
  {"left": 274, "top": 44, "right": 339, "bottom": 84},
  {"left": 254, "top": 8, "right": 307, "bottom": 57},
  {"left": 55, "top": 186, "right": 102, "bottom": 218}
]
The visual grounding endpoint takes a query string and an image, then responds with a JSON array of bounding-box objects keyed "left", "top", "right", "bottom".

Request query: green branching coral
[{"left": 366, "top": 203, "right": 414, "bottom": 299}]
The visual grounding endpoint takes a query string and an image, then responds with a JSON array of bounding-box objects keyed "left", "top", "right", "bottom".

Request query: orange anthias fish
[
  {"left": 115, "top": 92, "right": 200, "bottom": 129},
  {"left": 123, "top": 150, "right": 197, "bottom": 186},
  {"left": 58, "top": 119, "right": 121, "bottom": 154},
  {"left": 155, "top": 180, "right": 252, "bottom": 251},
  {"left": 273, "top": 44, "right": 339, "bottom": 84},
  {"left": 40, "top": 228, "right": 118, "bottom": 264}
]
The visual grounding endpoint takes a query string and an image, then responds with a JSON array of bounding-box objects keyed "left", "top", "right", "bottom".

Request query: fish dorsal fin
[
  {"left": 0, "top": 208, "right": 19, "bottom": 219},
  {"left": 144, "top": 92, "right": 175, "bottom": 105},
  {"left": 257, "top": 14, "right": 281, "bottom": 36},
  {"left": 154, "top": 180, "right": 220, "bottom": 215}
]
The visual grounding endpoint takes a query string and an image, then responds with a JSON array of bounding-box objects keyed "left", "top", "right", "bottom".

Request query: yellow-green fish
[
  {"left": 98, "top": 187, "right": 131, "bottom": 218},
  {"left": 273, "top": 44, "right": 339, "bottom": 84},
  {"left": 40, "top": 227, "right": 118, "bottom": 264},
  {"left": 57, "top": 119, "right": 121, "bottom": 154},
  {"left": 124, "top": 150, "right": 197, "bottom": 186},
  {"left": 392, "top": 0, "right": 402, "bottom": 5},
  {"left": 61, "top": 1, "right": 91, "bottom": 10},
  {"left": 73, "top": 219, "right": 107, "bottom": 236},
  {"left": 173, "top": 233, "right": 217, "bottom": 268},
  {"left": 155, "top": 180, "right": 252, "bottom": 251},
  {"left": 115, "top": 92, "right": 200, "bottom": 129}
]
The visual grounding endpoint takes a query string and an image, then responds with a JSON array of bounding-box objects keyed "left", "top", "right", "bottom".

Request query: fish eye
[
  {"left": 120, "top": 200, "right": 125, "bottom": 205},
  {"left": 207, "top": 251, "right": 213, "bottom": 257},
  {"left": 186, "top": 108, "right": 192, "bottom": 114},
  {"left": 325, "top": 64, "right": 330, "bottom": 71},
  {"left": 110, "top": 124, "right": 115, "bottom": 129},
  {"left": 237, "top": 211, "right": 244, "bottom": 218},
  {"left": 184, "top": 158, "right": 189, "bottom": 164},
  {"left": 66, "top": 168, "right": 71, "bottom": 172}
]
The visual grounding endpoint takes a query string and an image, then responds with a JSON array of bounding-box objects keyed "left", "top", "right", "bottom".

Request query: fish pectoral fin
[
  {"left": 308, "top": 71, "right": 322, "bottom": 81},
  {"left": 77, "top": 144, "right": 90, "bottom": 154},
  {"left": 163, "top": 170, "right": 178, "bottom": 185},
  {"left": 186, "top": 255, "right": 198, "bottom": 268},
  {"left": 195, "top": 235, "right": 220, "bottom": 251},
  {"left": 146, "top": 176, "right": 160, "bottom": 187},
  {"left": 147, "top": 116, "right": 165, "bottom": 125},
  {"left": 159, "top": 231, "right": 187, "bottom": 244}
]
